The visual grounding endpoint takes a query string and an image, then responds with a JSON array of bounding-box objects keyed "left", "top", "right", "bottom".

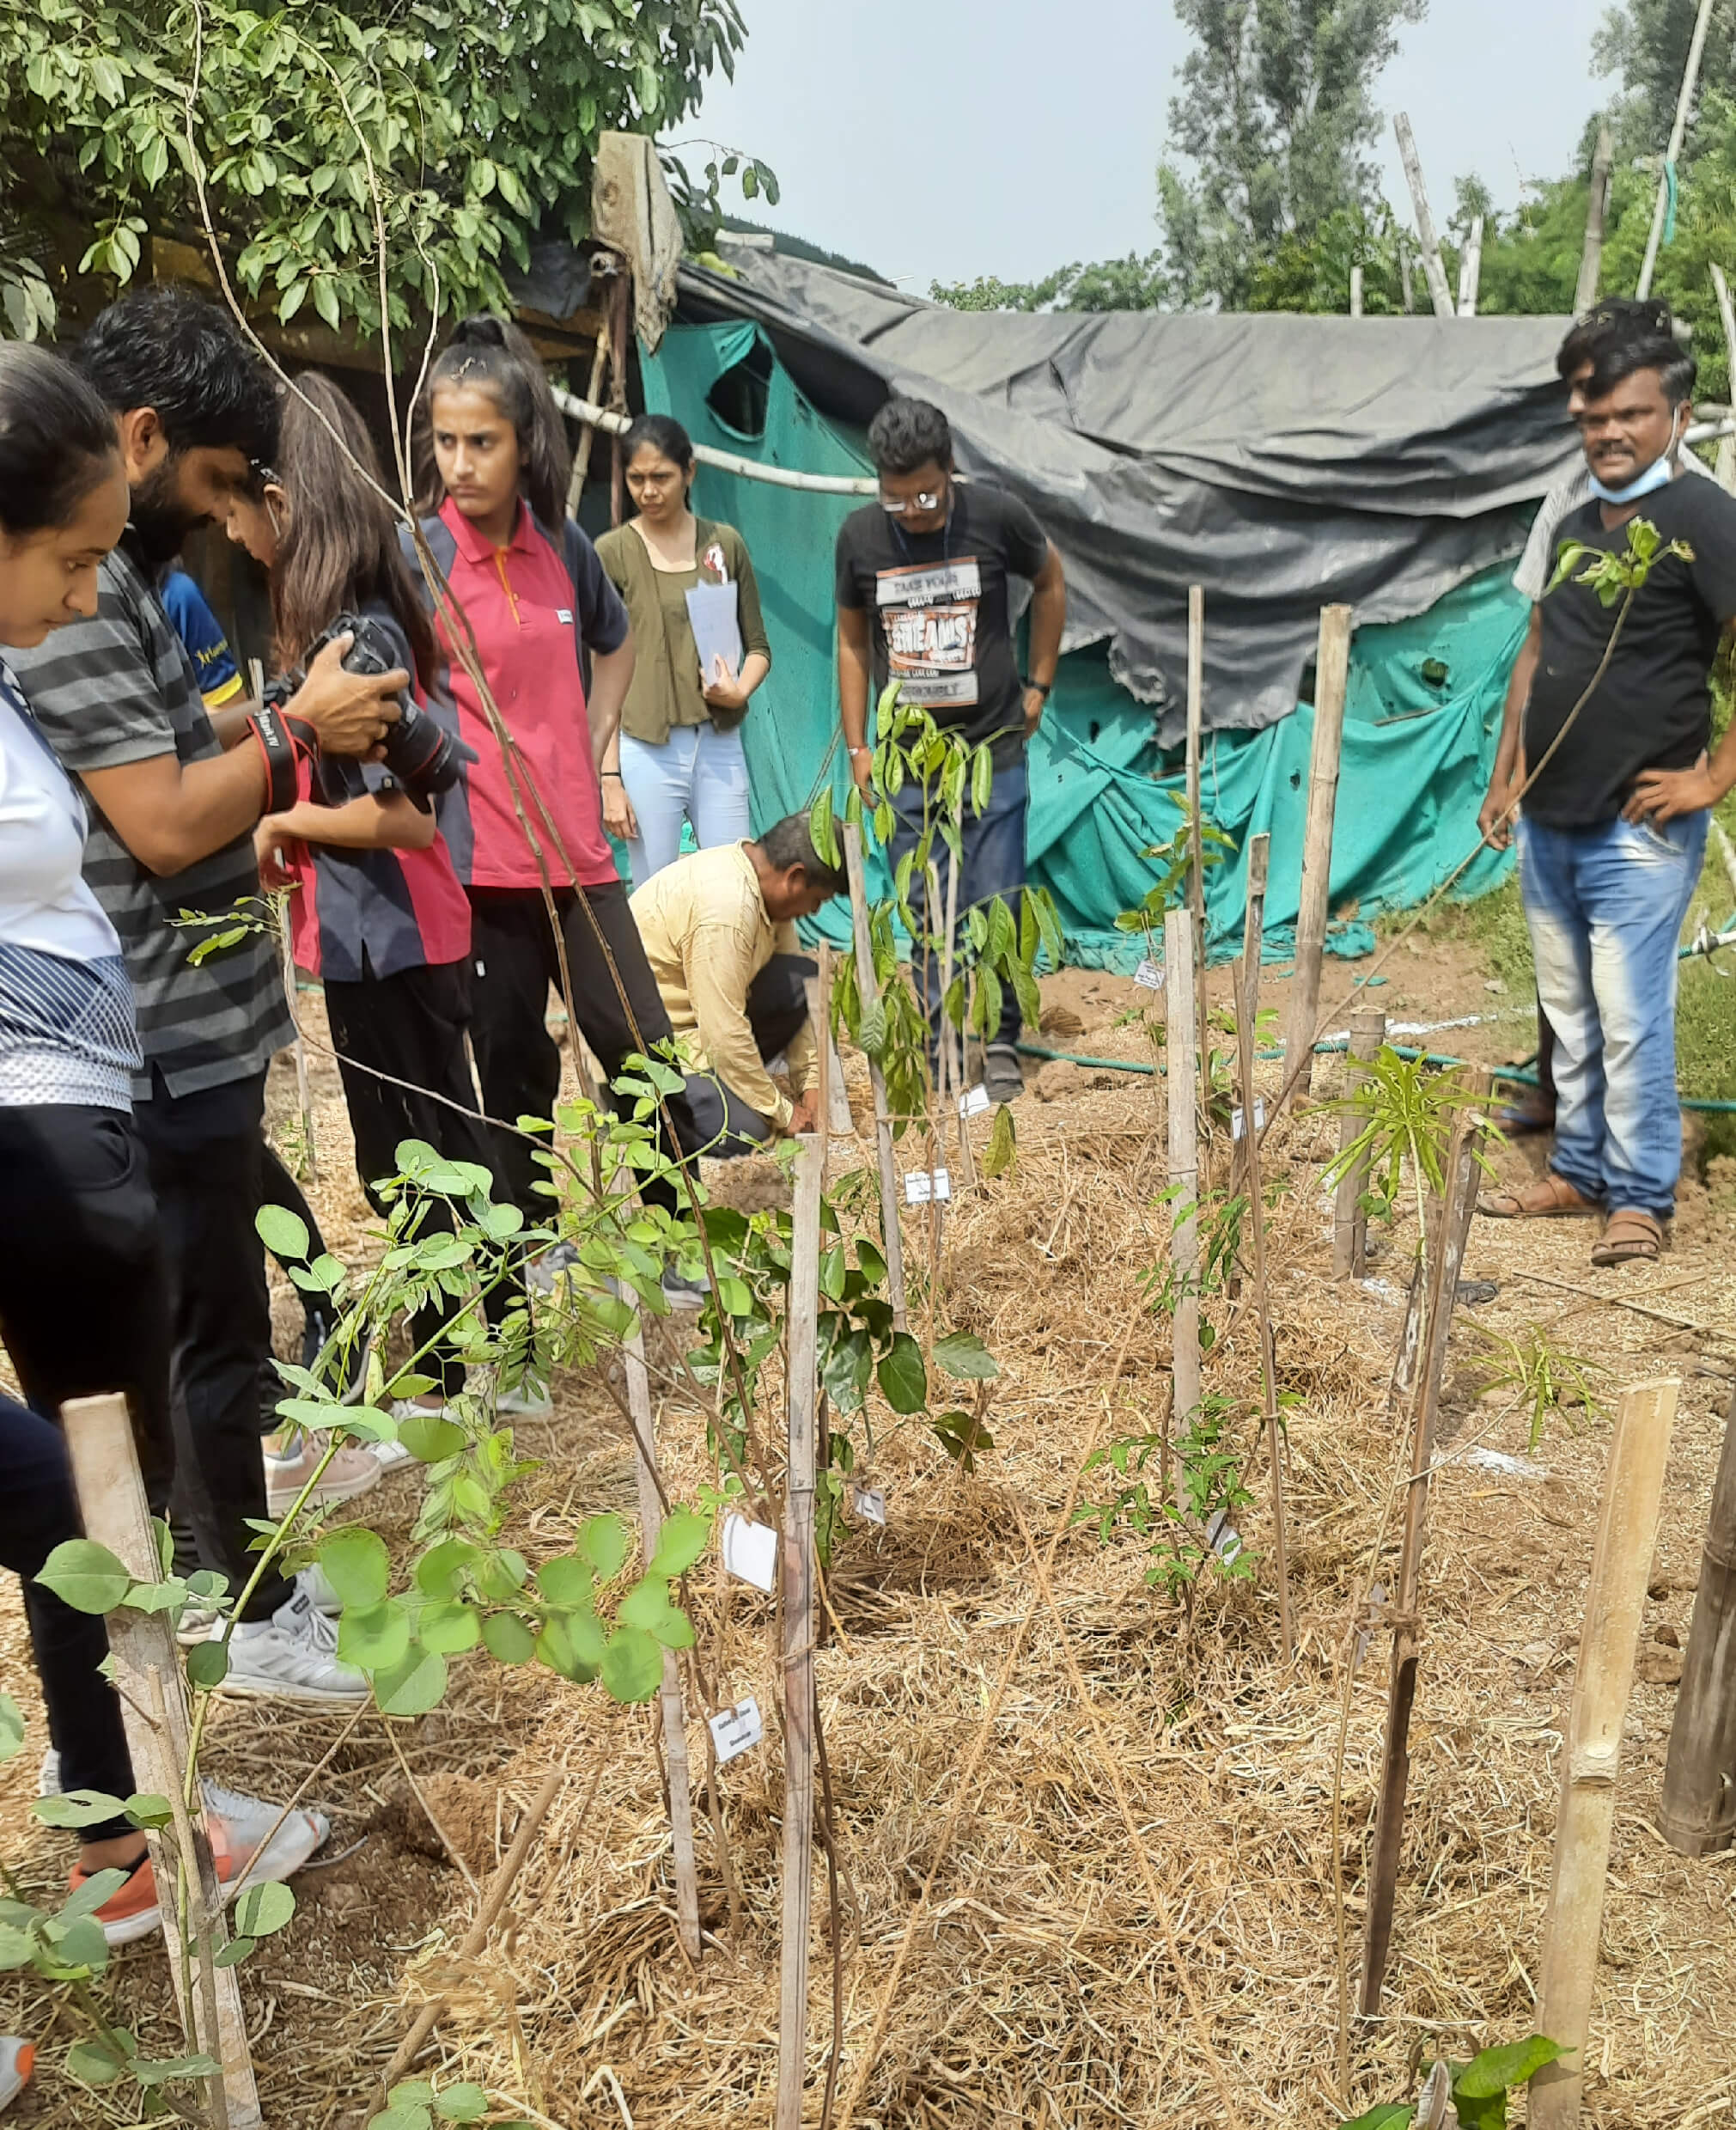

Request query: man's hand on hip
[
  {"left": 284, "top": 633, "right": 405, "bottom": 759},
  {"left": 1623, "top": 754, "right": 1720, "bottom": 826}
]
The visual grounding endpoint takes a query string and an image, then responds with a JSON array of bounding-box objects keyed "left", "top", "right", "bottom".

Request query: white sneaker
[
  {"left": 216, "top": 1587, "right": 369, "bottom": 1706},
  {"left": 36, "top": 1749, "right": 59, "bottom": 1798},
  {"left": 0, "top": 2035, "right": 34, "bottom": 2110},
  {"left": 527, "top": 1239, "right": 580, "bottom": 1296},
  {"left": 264, "top": 1437, "right": 382, "bottom": 1519}
]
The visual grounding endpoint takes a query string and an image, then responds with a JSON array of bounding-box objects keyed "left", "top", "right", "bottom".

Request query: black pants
[
  {"left": 325, "top": 959, "right": 513, "bottom": 1399},
  {"left": 135, "top": 1068, "right": 291, "bottom": 1622},
  {"left": 685, "top": 952, "right": 816, "bottom": 1157},
  {"left": 467, "top": 882, "right": 701, "bottom": 1220},
  {"left": 0, "top": 1391, "right": 135, "bottom": 1841}
]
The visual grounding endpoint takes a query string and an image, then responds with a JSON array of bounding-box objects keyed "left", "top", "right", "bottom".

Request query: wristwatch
[{"left": 1025, "top": 678, "right": 1052, "bottom": 698}]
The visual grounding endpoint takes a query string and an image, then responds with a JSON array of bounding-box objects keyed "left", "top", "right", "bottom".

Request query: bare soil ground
[{"left": 3, "top": 943, "right": 1733, "bottom": 2129}]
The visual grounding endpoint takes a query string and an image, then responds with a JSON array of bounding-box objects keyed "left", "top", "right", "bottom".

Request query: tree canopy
[{"left": 0, "top": 0, "right": 768, "bottom": 341}]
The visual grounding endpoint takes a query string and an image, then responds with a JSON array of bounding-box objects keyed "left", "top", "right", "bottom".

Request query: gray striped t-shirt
[{"left": 8, "top": 537, "right": 290, "bottom": 1101}]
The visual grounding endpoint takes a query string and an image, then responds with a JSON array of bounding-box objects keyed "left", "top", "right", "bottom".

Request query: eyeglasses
[{"left": 880, "top": 487, "right": 947, "bottom": 516}]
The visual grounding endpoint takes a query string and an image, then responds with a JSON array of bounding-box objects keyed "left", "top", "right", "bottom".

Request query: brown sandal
[
  {"left": 1477, "top": 1173, "right": 1600, "bottom": 1220},
  {"left": 1591, "top": 1208, "right": 1662, "bottom": 1266}
]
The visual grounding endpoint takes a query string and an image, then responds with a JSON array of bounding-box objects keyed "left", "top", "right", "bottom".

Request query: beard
[{"left": 128, "top": 457, "right": 204, "bottom": 568}]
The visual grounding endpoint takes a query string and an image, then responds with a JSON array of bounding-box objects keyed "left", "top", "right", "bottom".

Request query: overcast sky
[{"left": 679, "top": 0, "right": 1605, "bottom": 292}]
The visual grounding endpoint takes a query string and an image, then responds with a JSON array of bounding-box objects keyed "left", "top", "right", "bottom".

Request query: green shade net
[{"left": 643, "top": 321, "right": 1528, "bottom": 967}]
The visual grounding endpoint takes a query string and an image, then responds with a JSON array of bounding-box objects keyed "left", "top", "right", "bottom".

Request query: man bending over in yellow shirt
[{"left": 630, "top": 814, "right": 846, "bottom": 1154}]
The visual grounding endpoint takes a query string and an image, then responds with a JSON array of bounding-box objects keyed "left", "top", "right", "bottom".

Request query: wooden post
[
  {"left": 624, "top": 1325, "right": 700, "bottom": 1959},
  {"left": 1393, "top": 114, "right": 1455, "bottom": 320},
  {"left": 1575, "top": 125, "right": 1613, "bottom": 314},
  {"left": 1332, "top": 1009, "right": 1387, "bottom": 1278},
  {"left": 936, "top": 826, "right": 977, "bottom": 1192},
  {"left": 775, "top": 1124, "right": 825, "bottom": 2130},
  {"left": 1710, "top": 266, "right": 1736, "bottom": 501},
  {"left": 59, "top": 1395, "right": 262, "bottom": 2130},
  {"left": 1349, "top": 265, "right": 1364, "bottom": 318},
  {"left": 606, "top": 265, "right": 631, "bottom": 528},
  {"left": 1286, "top": 605, "right": 1352, "bottom": 1096},
  {"left": 1532, "top": 1380, "right": 1681, "bottom": 2124},
  {"left": 843, "top": 821, "right": 906, "bottom": 1329},
  {"left": 1164, "top": 906, "right": 1201, "bottom": 1482},
  {"left": 1185, "top": 586, "right": 1212, "bottom": 1184},
  {"left": 1234, "top": 836, "right": 1294, "bottom": 1659},
  {"left": 1660, "top": 1387, "right": 1736, "bottom": 1857},
  {"left": 1637, "top": 0, "right": 1716, "bottom": 299},
  {"left": 564, "top": 300, "right": 613, "bottom": 517},
  {"left": 1456, "top": 214, "right": 1484, "bottom": 317},
  {"left": 1359, "top": 1080, "right": 1489, "bottom": 2016},
  {"left": 1399, "top": 239, "right": 1416, "bottom": 315}
]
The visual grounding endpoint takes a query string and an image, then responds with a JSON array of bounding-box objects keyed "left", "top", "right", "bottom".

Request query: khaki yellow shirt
[{"left": 630, "top": 842, "right": 814, "bottom": 1130}]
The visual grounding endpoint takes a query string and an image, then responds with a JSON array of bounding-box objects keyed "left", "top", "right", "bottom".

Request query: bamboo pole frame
[
  {"left": 842, "top": 821, "right": 907, "bottom": 1329},
  {"left": 1286, "top": 605, "right": 1352, "bottom": 1096},
  {"left": 1532, "top": 1379, "right": 1681, "bottom": 2125},
  {"left": 1636, "top": 0, "right": 1716, "bottom": 300},
  {"left": 1659, "top": 1384, "right": 1736, "bottom": 1858},
  {"left": 1185, "top": 586, "right": 1212, "bottom": 1185},
  {"left": 1393, "top": 114, "right": 1455, "bottom": 319},
  {"left": 1332, "top": 1008, "right": 1387, "bottom": 1278},
  {"left": 1575, "top": 126, "right": 1614, "bottom": 315},
  {"left": 1165, "top": 905, "right": 1201, "bottom": 1489}
]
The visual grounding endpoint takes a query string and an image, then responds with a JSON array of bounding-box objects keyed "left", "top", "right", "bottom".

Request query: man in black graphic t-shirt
[{"left": 836, "top": 397, "right": 1066, "bottom": 1101}]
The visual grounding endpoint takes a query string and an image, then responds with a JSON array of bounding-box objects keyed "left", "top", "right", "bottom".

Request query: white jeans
[{"left": 618, "top": 723, "right": 752, "bottom": 888}]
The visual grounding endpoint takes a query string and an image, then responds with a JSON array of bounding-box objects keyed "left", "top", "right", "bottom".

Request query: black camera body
[{"left": 304, "top": 610, "right": 466, "bottom": 810}]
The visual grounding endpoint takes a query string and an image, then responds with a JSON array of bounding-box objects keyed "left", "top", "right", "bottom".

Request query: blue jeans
[
  {"left": 618, "top": 723, "right": 752, "bottom": 888},
  {"left": 1519, "top": 809, "right": 1707, "bottom": 1218},
  {"left": 890, "top": 757, "right": 1028, "bottom": 1055}
]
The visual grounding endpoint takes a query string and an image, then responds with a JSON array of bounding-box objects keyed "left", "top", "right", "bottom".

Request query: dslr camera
[{"left": 304, "top": 610, "right": 466, "bottom": 809}]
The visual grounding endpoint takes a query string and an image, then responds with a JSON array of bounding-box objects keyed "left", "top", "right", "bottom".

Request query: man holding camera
[{"left": 9, "top": 289, "right": 402, "bottom": 1703}]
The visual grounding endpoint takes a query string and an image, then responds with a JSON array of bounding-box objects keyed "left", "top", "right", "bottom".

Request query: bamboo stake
[
  {"left": 1359, "top": 1077, "right": 1489, "bottom": 2016},
  {"left": 1349, "top": 265, "right": 1364, "bottom": 318},
  {"left": 842, "top": 821, "right": 906, "bottom": 1329},
  {"left": 1575, "top": 125, "right": 1613, "bottom": 315},
  {"left": 776, "top": 1120, "right": 825, "bottom": 2130},
  {"left": 1286, "top": 604, "right": 1353, "bottom": 1094},
  {"left": 563, "top": 287, "right": 614, "bottom": 517},
  {"left": 1456, "top": 214, "right": 1484, "bottom": 317},
  {"left": 1332, "top": 1009, "right": 1387, "bottom": 1278},
  {"left": 624, "top": 1324, "right": 700, "bottom": 1959},
  {"left": 1532, "top": 1379, "right": 1681, "bottom": 2125},
  {"left": 59, "top": 1395, "right": 260, "bottom": 2130},
  {"left": 938, "top": 820, "right": 978, "bottom": 1192},
  {"left": 606, "top": 265, "right": 630, "bottom": 528},
  {"left": 1637, "top": 0, "right": 1716, "bottom": 300},
  {"left": 1393, "top": 114, "right": 1455, "bottom": 319},
  {"left": 253, "top": 656, "right": 316, "bottom": 1183},
  {"left": 1165, "top": 905, "right": 1201, "bottom": 1498},
  {"left": 1234, "top": 835, "right": 1293, "bottom": 1659},
  {"left": 1659, "top": 1385, "right": 1736, "bottom": 1857},
  {"left": 1400, "top": 240, "right": 1415, "bottom": 315},
  {"left": 1185, "top": 584, "right": 1212, "bottom": 1188}
]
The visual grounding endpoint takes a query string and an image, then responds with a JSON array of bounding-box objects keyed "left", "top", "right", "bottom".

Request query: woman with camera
[{"left": 228, "top": 372, "right": 515, "bottom": 1441}]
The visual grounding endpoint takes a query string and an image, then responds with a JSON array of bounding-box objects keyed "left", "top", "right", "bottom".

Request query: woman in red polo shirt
[{"left": 410, "top": 317, "right": 700, "bottom": 1273}]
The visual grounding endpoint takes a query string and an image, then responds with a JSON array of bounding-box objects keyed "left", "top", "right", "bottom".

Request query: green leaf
[
  {"left": 58, "top": 1867, "right": 130, "bottom": 1921},
  {"left": 649, "top": 1509, "right": 710, "bottom": 1578},
  {"left": 417, "top": 1600, "right": 481, "bottom": 1654},
  {"left": 933, "top": 1329, "right": 1001, "bottom": 1381},
  {"left": 213, "top": 1935, "right": 255, "bottom": 1967},
  {"left": 256, "top": 1203, "right": 310, "bottom": 1260},
  {"left": 856, "top": 1239, "right": 887, "bottom": 1285},
  {"left": 983, "top": 1103, "right": 1016, "bottom": 1180},
  {"left": 1453, "top": 2036, "right": 1568, "bottom": 2099},
  {"left": 1337, "top": 2110, "right": 1415, "bottom": 2130},
  {"left": 0, "top": 1920, "right": 39, "bottom": 1970},
  {"left": 970, "top": 742, "right": 993, "bottom": 816},
  {"left": 34, "top": 1788, "right": 130, "bottom": 1830},
  {"left": 313, "top": 274, "right": 341, "bottom": 331},
  {"left": 186, "top": 1640, "right": 228, "bottom": 1690},
  {"left": 876, "top": 1331, "right": 928, "bottom": 1414},
  {"left": 373, "top": 1641, "right": 448, "bottom": 1718},
  {"left": 808, "top": 787, "right": 840, "bottom": 870},
  {"left": 535, "top": 1553, "right": 595, "bottom": 1608},
  {"left": 480, "top": 1611, "right": 536, "bottom": 1664},
  {"left": 338, "top": 1599, "right": 411, "bottom": 1672},
  {"left": 0, "top": 1691, "right": 22, "bottom": 1765},
  {"left": 716, "top": 1274, "right": 753, "bottom": 1316},
  {"left": 319, "top": 1525, "right": 391, "bottom": 1608},
  {"left": 233, "top": 1880, "right": 295, "bottom": 1938},
  {"left": 435, "top": 2083, "right": 490, "bottom": 2121},
  {"left": 35, "top": 1539, "right": 131, "bottom": 1614},
  {"left": 932, "top": 1408, "right": 996, "bottom": 1473},
  {"left": 415, "top": 1538, "right": 478, "bottom": 1599},
  {"left": 395, "top": 1411, "right": 466, "bottom": 1465},
  {"left": 534, "top": 1613, "right": 600, "bottom": 1682},
  {"left": 600, "top": 1624, "right": 663, "bottom": 1702},
  {"left": 580, "top": 1512, "right": 629, "bottom": 1581},
  {"left": 65, "top": 2038, "right": 128, "bottom": 2088},
  {"left": 123, "top": 1791, "right": 175, "bottom": 1830}
]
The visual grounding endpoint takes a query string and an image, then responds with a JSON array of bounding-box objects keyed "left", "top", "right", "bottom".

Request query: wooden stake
[
  {"left": 1456, "top": 214, "right": 1484, "bottom": 317},
  {"left": 606, "top": 264, "right": 631, "bottom": 528},
  {"left": 937, "top": 822, "right": 977, "bottom": 1193},
  {"left": 1359, "top": 1078, "right": 1489, "bottom": 2016},
  {"left": 1332, "top": 1009, "right": 1388, "bottom": 1278},
  {"left": 1349, "top": 265, "right": 1364, "bottom": 318},
  {"left": 624, "top": 1324, "right": 700, "bottom": 1959},
  {"left": 1575, "top": 125, "right": 1613, "bottom": 315},
  {"left": 1660, "top": 1385, "right": 1736, "bottom": 1857},
  {"left": 1532, "top": 1379, "right": 1681, "bottom": 2124},
  {"left": 253, "top": 656, "right": 316, "bottom": 1183},
  {"left": 1164, "top": 905, "right": 1201, "bottom": 1486},
  {"left": 1234, "top": 835, "right": 1293, "bottom": 1659},
  {"left": 1637, "top": 0, "right": 1716, "bottom": 299},
  {"left": 776, "top": 1122, "right": 825, "bottom": 2130},
  {"left": 1393, "top": 114, "right": 1455, "bottom": 319},
  {"left": 842, "top": 821, "right": 907, "bottom": 1329},
  {"left": 1286, "top": 604, "right": 1352, "bottom": 1094},
  {"left": 1399, "top": 240, "right": 1415, "bottom": 315},
  {"left": 564, "top": 293, "right": 613, "bottom": 517},
  {"left": 59, "top": 1395, "right": 261, "bottom": 2130},
  {"left": 1185, "top": 584, "right": 1212, "bottom": 1186}
]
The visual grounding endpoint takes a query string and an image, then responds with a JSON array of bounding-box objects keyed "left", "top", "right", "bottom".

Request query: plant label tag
[
  {"left": 708, "top": 1695, "right": 764, "bottom": 1765},
  {"left": 1230, "top": 1098, "right": 1267, "bottom": 1142},
  {"left": 905, "top": 1169, "right": 952, "bottom": 1205},
  {"left": 721, "top": 1513, "right": 777, "bottom": 1593},
  {"left": 1134, "top": 957, "right": 1165, "bottom": 992},
  {"left": 957, "top": 1084, "right": 990, "bottom": 1119},
  {"left": 850, "top": 1485, "right": 887, "bottom": 1526}
]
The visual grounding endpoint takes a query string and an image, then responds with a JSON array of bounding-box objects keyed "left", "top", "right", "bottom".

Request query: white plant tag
[
  {"left": 957, "top": 1084, "right": 990, "bottom": 1119},
  {"left": 1230, "top": 1098, "right": 1267, "bottom": 1142},
  {"left": 1134, "top": 957, "right": 1165, "bottom": 992},
  {"left": 721, "top": 1513, "right": 777, "bottom": 1593},
  {"left": 905, "top": 1169, "right": 953, "bottom": 1205},
  {"left": 850, "top": 1485, "right": 887, "bottom": 1526},
  {"left": 708, "top": 1695, "right": 764, "bottom": 1765}
]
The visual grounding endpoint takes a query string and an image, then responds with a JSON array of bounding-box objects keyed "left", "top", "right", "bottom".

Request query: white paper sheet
[{"left": 685, "top": 580, "right": 743, "bottom": 686}]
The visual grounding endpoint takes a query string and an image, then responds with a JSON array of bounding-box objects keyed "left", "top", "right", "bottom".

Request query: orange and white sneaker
[
  {"left": 69, "top": 1779, "right": 329, "bottom": 1948},
  {"left": 0, "top": 2037, "right": 34, "bottom": 2113},
  {"left": 263, "top": 1436, "right": 381, "bottom": 1519}
]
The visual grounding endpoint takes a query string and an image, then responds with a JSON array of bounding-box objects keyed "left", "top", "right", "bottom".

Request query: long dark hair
[
  {"left": 0, "top": 343, "right": 121, "bottom": 536},
  {"left": 270, "top": 372, "right": 439, "bottom": 694},
  {"left": 415, "top": 313, "right": 572, "bottom": 529}
]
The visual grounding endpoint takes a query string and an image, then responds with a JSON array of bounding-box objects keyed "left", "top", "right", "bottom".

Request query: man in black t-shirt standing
[
  {"left": 1480, "top": 324, "right": 1736, "bottom": 1265},
  {"left": 837, "top": 397, "right": 1066, "bottom": 1102}
]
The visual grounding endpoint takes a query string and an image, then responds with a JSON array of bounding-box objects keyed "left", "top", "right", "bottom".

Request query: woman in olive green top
[{"left": 594, "top": 414, "right": 772, "bottom": 887}]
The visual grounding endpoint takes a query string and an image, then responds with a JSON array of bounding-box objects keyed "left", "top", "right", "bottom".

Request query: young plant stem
[
  {"left": 147, "top": 1664, "right": 229, "bottom": 2130},
  {"left": 842, "top": 822, "right": 907, "bottom": 1330}
]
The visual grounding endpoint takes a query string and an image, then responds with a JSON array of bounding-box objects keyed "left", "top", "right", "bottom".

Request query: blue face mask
[{"left": 1588, "top": 455, "right": 1677, "bottom": 504}]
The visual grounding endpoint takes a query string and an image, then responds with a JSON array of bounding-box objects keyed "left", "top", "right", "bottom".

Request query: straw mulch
[{"left": 2, "top": 986, "right": 1734, "bottom": 2130}]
